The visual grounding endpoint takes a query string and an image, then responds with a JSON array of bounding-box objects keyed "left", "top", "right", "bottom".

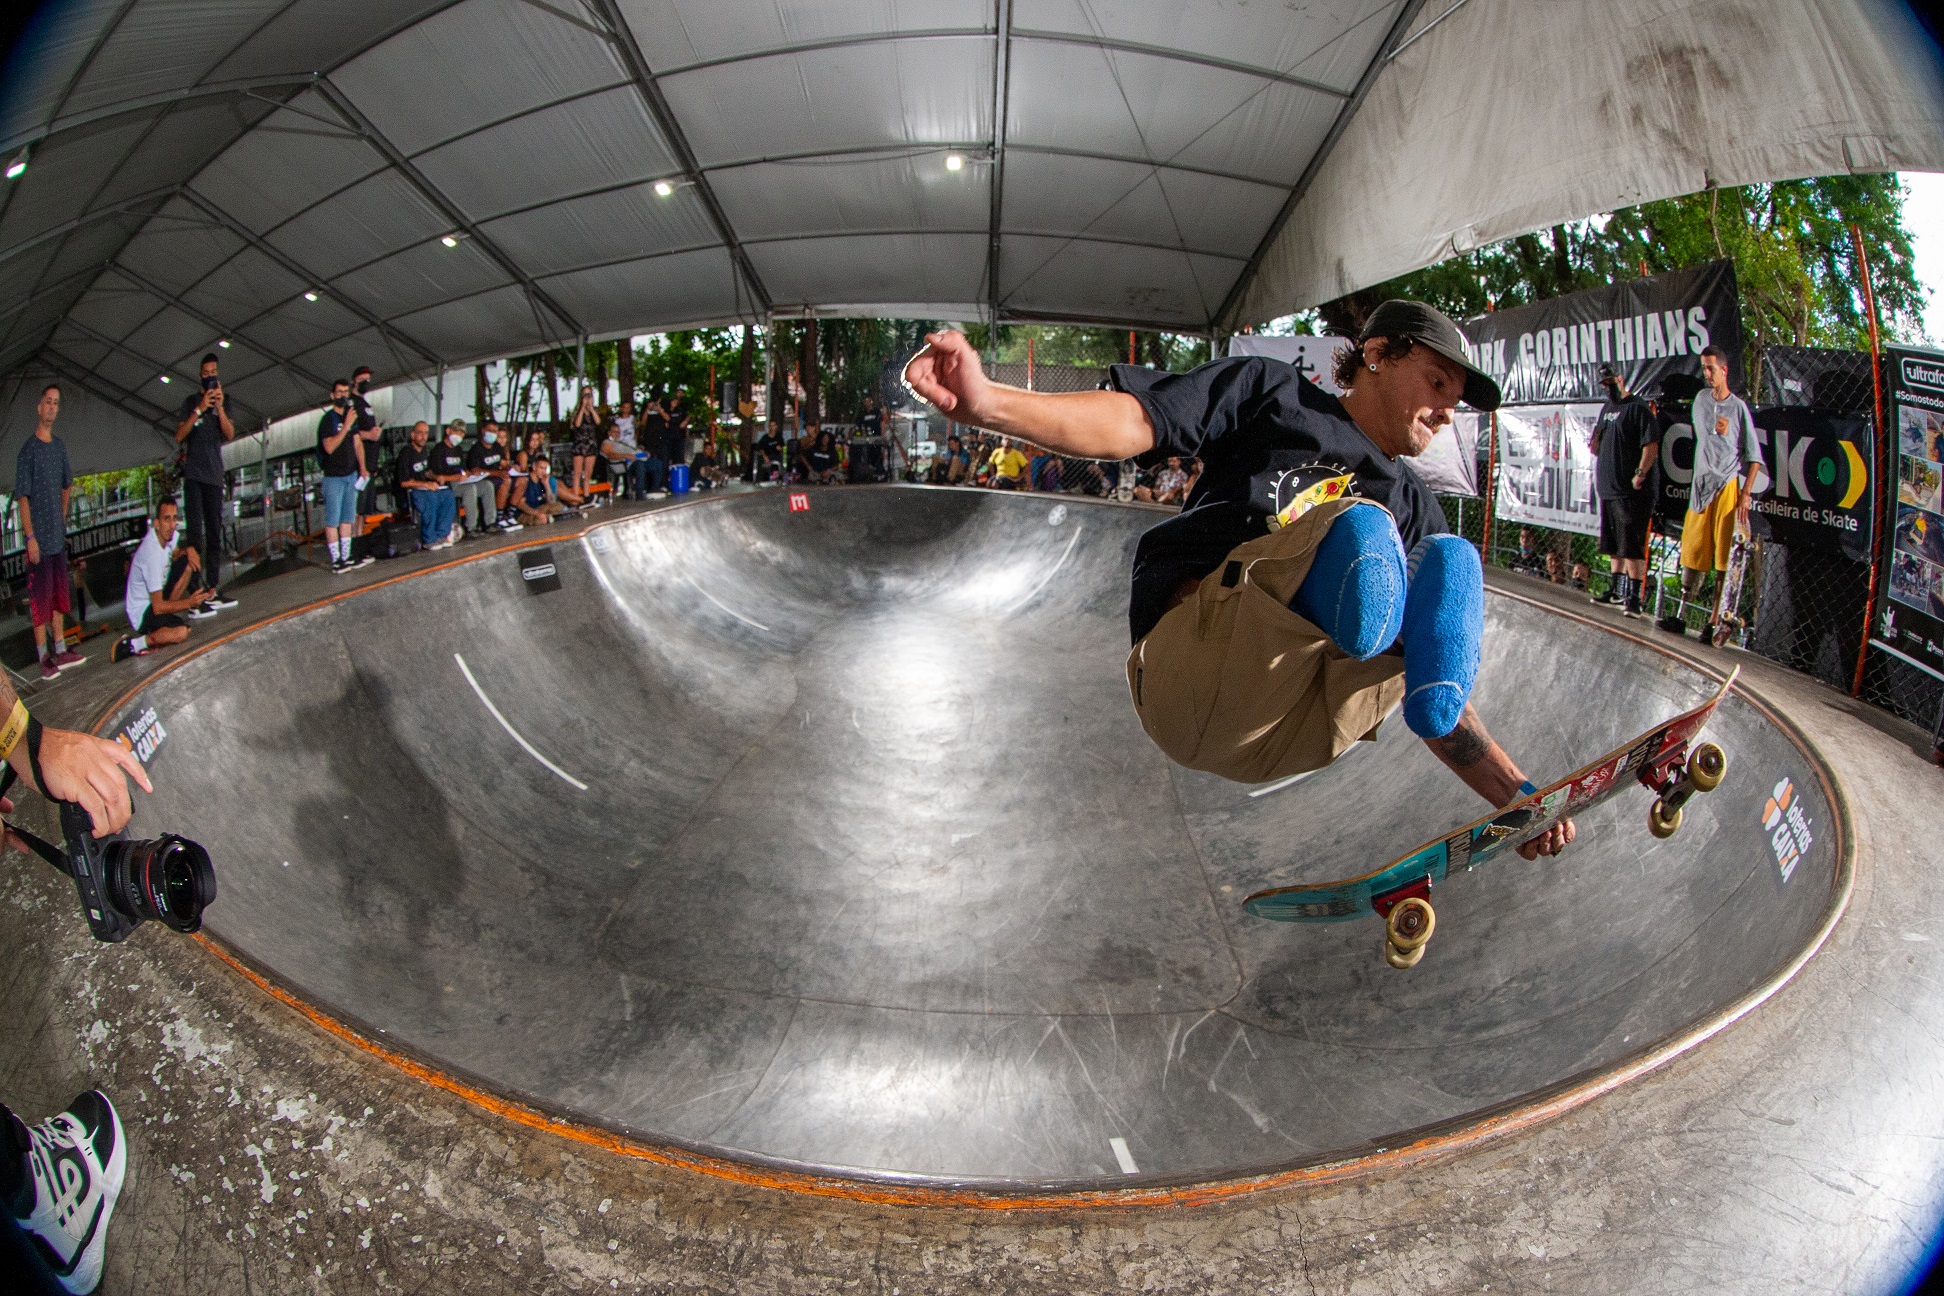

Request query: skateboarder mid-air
[{"left": 905, "top": 300, "right": 1573, "bottom": 860}]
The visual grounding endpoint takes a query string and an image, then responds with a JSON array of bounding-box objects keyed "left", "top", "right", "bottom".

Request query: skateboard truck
[
  {"left": 1373, "top": 881, "right": 1436, "bottom": 969},
  {"left": 1642, "top": 741, "right": 1727, "bottom": 839}
]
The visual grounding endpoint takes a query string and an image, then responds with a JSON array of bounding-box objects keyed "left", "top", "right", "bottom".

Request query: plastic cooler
[{"left": 669, "top": 463, "right": 691, "bottom": 495}]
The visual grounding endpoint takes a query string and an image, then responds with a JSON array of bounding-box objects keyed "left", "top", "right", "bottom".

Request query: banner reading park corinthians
[
  {"left": 1463, "top": 260, "right": 1744, "bottom": 537},
  {"left": 1881, "top": 345, "right": 1944, "bottom": 678}
]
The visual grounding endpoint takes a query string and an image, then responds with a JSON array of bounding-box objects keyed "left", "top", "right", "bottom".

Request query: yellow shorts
[
  {"left": 1681, "top": 477, "right": 1741, "bottom": 572},
  {"left": 1125, "top": 497, "right": 1407, "bottom": 785}
]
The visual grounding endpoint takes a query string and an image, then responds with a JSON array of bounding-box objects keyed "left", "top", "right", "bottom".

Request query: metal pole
[
  {"left": 1482, "top": 411, "right": 1498, "bottom": 562},
  {"left": 435, "top": 369, "right": 444, "bottom": 428},
  {"left": 1850, "top": 221, "right": 1886, "bottom": 700}
]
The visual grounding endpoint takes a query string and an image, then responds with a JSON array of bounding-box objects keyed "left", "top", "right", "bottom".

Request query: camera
[
  {"left": 2, "top": 768, "right": 215, "bottom": 943},
  {"left": 52, "top": 801, "right": 215, "bottom": 943},
  {"left": 202, "top": 375, "right": 219, "bottom": 391}
]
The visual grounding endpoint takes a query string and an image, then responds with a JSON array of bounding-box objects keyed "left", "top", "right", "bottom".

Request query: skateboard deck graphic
[
  {"left": 1244, "top": 667, "right": 1738, "bottom": 966},
  {"left": 1711, "top": 530, "right": 1753, "bottom": 646}
]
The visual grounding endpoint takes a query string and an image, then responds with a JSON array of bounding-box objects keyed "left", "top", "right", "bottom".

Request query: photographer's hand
[{"left": 11, "top": 725, "right": 150, "bottom": 838}]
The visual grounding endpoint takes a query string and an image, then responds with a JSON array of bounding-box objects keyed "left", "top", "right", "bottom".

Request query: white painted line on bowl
[
  {"left": 1109, "top": 1136, "right": 1139, "bottom": 1174},
  {"left": 454, "top": 653, "right": 588, "bottom": 790}
]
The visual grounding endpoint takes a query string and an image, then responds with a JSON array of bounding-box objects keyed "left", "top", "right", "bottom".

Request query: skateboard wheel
[
  {"left": 1688, "top": 742, "right": 1726, "bottom": 792},
  {"left": 1385, "top": 941, "right": 1426, "bottom": 970},
  {"left": 1385, "top": 897, "right": 1436, "bottom": 952},
  {"left": 1648, "top": 798, "right": 1683, "bottom": 838}
]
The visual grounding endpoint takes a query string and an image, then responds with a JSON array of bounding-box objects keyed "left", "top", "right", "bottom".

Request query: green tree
[{"left": 1316, "top": 174, "right": 1927, "bottom": 385}]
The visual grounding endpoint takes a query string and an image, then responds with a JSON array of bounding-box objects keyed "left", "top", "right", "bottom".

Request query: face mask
[
  {"left": 483, "top": 432, "right": 496, "bottom": 444},
  {"left": 448, "top": 432, "right": 461, "bottom": 444},
  {"left": 333, "top": 396, "right": 348, "bottom": 408},
  {"left": 357, "top": 379, "right": 370, "bottom": 393}
]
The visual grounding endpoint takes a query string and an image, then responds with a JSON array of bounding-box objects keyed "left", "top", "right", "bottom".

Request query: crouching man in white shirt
[{"left": 111, "top": 498, "right": 213, "bottom": 662}]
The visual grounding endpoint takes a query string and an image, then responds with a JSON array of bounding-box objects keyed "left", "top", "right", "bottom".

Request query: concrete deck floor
[{"left": 3, "top": 487, "right": 1941, "bottom": 1294}]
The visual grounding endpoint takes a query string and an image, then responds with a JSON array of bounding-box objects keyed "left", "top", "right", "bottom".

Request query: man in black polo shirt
[
  {"left": 1588, "top": 365, "right": 1661, "bottom": 617},
  {"left": 171, "top": 354, "right": 238, "bottom": 607},
  {"left": 904, "top": 302, "right": 1572, "bottom": 859}
]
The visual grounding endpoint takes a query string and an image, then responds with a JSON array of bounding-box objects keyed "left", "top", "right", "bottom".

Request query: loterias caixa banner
[
  {"left": 1879, "top": 345, "right": 1944, "bottom": 678},
  {"left": 1458, "top": 259, "right": 1743, "bottom": 406}
]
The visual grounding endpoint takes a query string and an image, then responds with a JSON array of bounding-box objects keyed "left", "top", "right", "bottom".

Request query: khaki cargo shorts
[{"left": 1125, "top": 497, "right": 1407, "bottom": 784}]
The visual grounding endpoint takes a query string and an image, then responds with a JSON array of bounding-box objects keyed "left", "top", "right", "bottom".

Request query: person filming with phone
[{"left": 171, "top": 355, "right": 238, "bottom": 610}]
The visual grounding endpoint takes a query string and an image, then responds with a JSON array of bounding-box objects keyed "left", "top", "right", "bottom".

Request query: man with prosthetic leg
[{"left": 903, "top": 300, "right": 1574, "bottom": 868}]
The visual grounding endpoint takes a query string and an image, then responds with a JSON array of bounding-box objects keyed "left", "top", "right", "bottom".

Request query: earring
[{"left": 1369, "top": 364, "right": 1378, "bottom": 371}]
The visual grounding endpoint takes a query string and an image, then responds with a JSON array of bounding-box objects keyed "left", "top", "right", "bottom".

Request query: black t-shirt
[
  {"left": 349, "top": 389, "right": 378, "bottom": 433},
  {"left": 179, "top": 391, "right": 228, "bottom": 484},
  {"left": 396, "top": 444, "right": 435, "bottom": 493},
  {"left": 467, "top": 440, "right": 507, "bottom": 473},
  {"left": 1111, "top": 357, "right": 1449, "bottom": 644},
  {"left": 1593, "top": 393, "right": 1660, "bottom": 501},
  {"left": 663, "top": 405, "right": 689, "bottom": 459},
  {"left": 429, "top": 441, "right": 467, "bottom": 479},
  {"left": 859, "top": 408, "right": 884, "bottom": 437},
  {"left": 807, "top": 445, "right": 838, "bottom": 474},
  {"left": 316, "top": 407, "right": 358, "bottom": 477},
  {"left": 754, "top": 433, "right": 784, "bottom": 460},
  {"left": 640, "top": 411, "right": 668, "bottom": 458}
]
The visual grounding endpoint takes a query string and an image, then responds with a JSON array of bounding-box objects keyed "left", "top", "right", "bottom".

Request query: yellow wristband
[{"left": 0, "top": 699, "right": 27, "bottom": 761}]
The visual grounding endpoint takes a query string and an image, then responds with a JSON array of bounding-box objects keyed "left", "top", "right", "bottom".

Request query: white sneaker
[
  {"left": 187, "top": 605, "right": 219, "bottom": 618},
  {"left": 18, "top": 1090, "right": 126, "bottom": 1294},
  {"left": 353, "top": 553, "right": 376, "bottom": 569},
  {"left": 206, "top": 594, "right": 238, "bottom": 609}
]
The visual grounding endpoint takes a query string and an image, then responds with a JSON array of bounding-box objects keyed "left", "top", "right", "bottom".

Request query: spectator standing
[
  {"left": 468, "top": 421, "right": 519, "bottom": 530},
  {"left": 859, "top": 393, "right": 885, "bottom": 440},
  {"left": 13, "top": 384, "right": 86, "bottom": 679},
  {"left": 396, "top": 421, "right": 455, "bottom": 551},
  {"left": 316, "top": 378, "right": 370, "bottom": 574},
  {"left": 986, "top": 438, "right": 1029, "bottom": 490},
  {"left": 347, "top": 365, "right": 381, "bottom": 557},
  {"left": 516, "top": 457, "right": 567, "bottom": 525},
  {"left": 567, "top": 385, "right": 600, "bottom": 499},
  {"left": 111, "top": 498, "right": 209, "bottom": 661},
  {"left": 638, "top": 396, "right": 669, "bottom": 494},
  {"left": 1680, "top": 347, "right": 1765, "bottom": 622},
  {"left": 1588, "top": 364, "right": 1660, "bottom": 617},
  {"left": 663, "top": 392, "right": 691, "bottom": 468},
  {"left": 171, "top": 353, "right": 238, "bottom": 606},
  {"left": 441, "top": 421, "right": 492, "bottom": 538}
]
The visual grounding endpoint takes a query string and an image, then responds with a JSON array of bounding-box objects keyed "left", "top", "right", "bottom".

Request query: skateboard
[
  {"left": 1710, "top": 526, "right": 1754, "bottom": 647},
  {"left": 1243, "top": 667, "right": 1738, "bottom": 969}
]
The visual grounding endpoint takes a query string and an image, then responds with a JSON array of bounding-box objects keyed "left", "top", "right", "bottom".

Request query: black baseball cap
[{"left": 1358, "top": 299, "right": 1502, "bottom": 411}]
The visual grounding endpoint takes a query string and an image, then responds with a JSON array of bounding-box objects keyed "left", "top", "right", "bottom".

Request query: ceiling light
[
  {"left": 217, "top": 339, "right": 231, "bottom": 349},
  {"left": 303, "top": 290, "right": 319, "bottom": 302},
  {"left": 653, "top": 180, "right": 674, "bottom": 197},
  {"left": 4, "top": 147, "right": 27, "bottom": 180},
  {"left": 945, "top": 153, "right": 963, "bottom": 171},
  {"left": 440, "top": 234, "right": 459, "bottom": 248},
  {"left": 159, "top": 375, "right": 170, "bottom": 384}
]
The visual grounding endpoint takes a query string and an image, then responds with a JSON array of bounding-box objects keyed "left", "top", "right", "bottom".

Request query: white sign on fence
[{"left": 1495, "top": 403, "right": 1603, "bottom": 536}]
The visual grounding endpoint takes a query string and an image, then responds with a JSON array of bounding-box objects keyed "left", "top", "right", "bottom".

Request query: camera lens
[{"left": 104, "top": 835, "right": 216, "bottom": 933}]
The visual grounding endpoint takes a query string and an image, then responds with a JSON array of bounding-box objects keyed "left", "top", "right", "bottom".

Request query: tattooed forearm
[{"left": 1429, "top": 706, "right": 1490, "bottom": 767}]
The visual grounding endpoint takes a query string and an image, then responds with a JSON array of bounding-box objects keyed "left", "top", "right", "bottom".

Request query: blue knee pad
[
  {"left": 1289, "top": 504, "right": 1406, "bottom": 661},
  {"left": 1401, "top": 535, "right": 1484, "bottom": 738}
]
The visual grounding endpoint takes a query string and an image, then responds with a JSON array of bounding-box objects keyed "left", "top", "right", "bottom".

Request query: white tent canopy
[{"left": 0, "top": 0, "right": 1938, "bottom": 476}]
